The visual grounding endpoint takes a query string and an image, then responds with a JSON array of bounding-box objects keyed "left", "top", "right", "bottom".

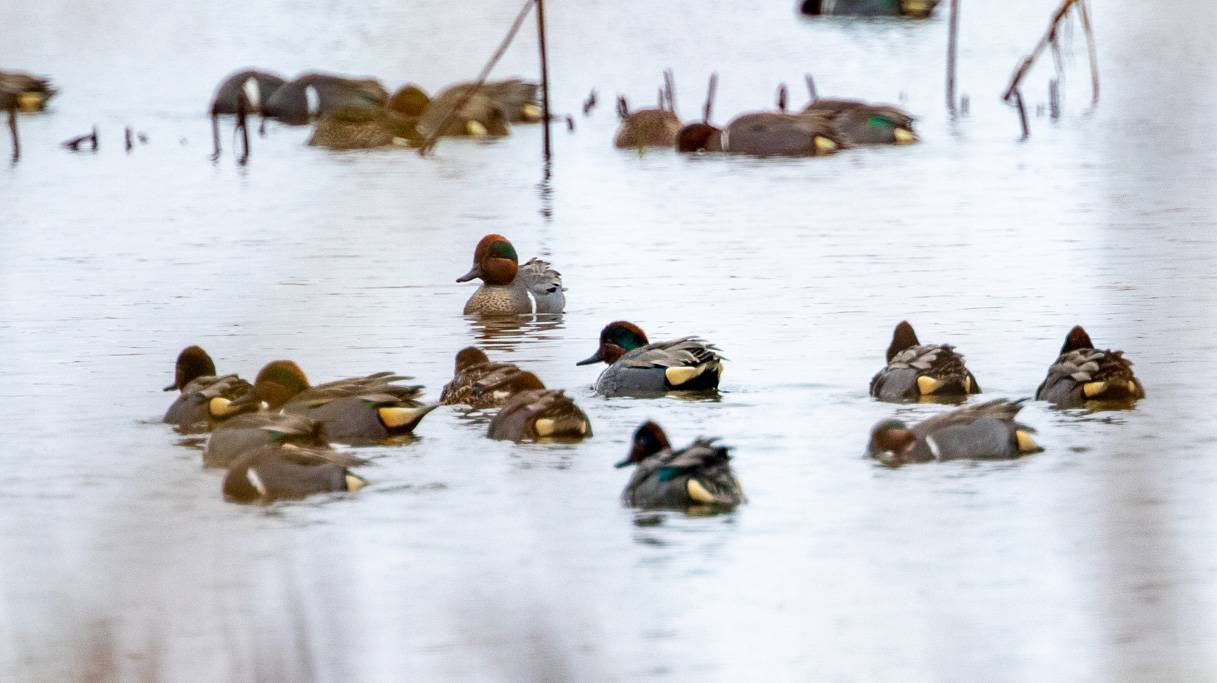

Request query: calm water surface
[{"left": 2, "top": 0, "right": 1216, "bottom": 679}]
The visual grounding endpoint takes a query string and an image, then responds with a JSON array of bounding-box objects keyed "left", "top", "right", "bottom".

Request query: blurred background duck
[
  {"left": 866, "top": 399, "right": 1041, "bottom": 466},
  {"left": 870, "top": 321, "right": 981, "bottom": 402},
  {"left": 263, "top": 72, "right": 388, "bottom": 125},
  {"left": 613, "top": 93, "right": 681, "bottom": 149},
  {"left": 209, "top": 68, "right": 285, "bottom": 115},
  {"left": 241, "top": 360, "right": 436, "bottom": 442},
  {"left": 677, "top": 110, "right": 842, "bottom": 156},
  {"left": 307, "top": 83, "right": 431, "bottom": 149},
  {"left": 800, "top": 0, "right": 939, "bottom": 18},
  {"left": 616, "top": 422, "right": 743, "bottom": 510},
  {"left": 457, "top": 234, "right": 565, "bottom": 315},
  {"left": 1, "top": 70, "right": 56, "bottom": 111},
  {"left": 222, "top": 444, "right": 366, "bottom": 503},
  {"left": 415, "top": 80, "right": 534, "bottom": 139},
  {"left": 1035, "top": 326, "right": 1145, "bottom": 408},
  {"left": 162, "top": 346, "right": 257, "bottom": 433},
  {"left": 802, "top": 98, "right": 917, "bottom": 145},
  {"left": 576, "top": 321, "right": 723, "bottom": 396},
  {"left": 440, "top": 347, "right": 546, "bottom": 408},
  {"left": 203, "top": 412, "right": 329, "bottom": 469},
  {"left": 487, "top": 389, "right": 591, "bottom": 442}
]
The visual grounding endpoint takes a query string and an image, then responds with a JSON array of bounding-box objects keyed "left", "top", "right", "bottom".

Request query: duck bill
[
  {"left": 575, "top": 350, "right": 604, "bottom": 366},
  {"left": 455, "top": 265, "right": 483, "bottom": 283},
  {"left": 163, "top": 383, "right": 178, "bottom": 392},
  {"left": 613, "top": 457, "right": 632, "bottom": 468}
]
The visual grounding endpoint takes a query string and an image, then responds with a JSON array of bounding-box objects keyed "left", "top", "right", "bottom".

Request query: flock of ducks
[{"left": 160, "top": 233, "right": 1145, "bottom": 510}]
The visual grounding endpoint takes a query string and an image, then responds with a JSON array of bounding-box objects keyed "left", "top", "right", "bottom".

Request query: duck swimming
[
  {"left": 0, "top": 70, "right": 56, "bottom": 112},
  {"left": 1035, "top": 326, "right": 1145, "bottom": 408},
  {"left": 801, "top": 98, "right": 917, "bottom": 145},
  {"left": 456, "top": 234, "right": 565, "bottom": 315},
  {"left": 870, "top": 321, "right": 981, "bottom": 402},
  {"left": 222, "top": 444, "right": 366, "bottom": 503},
  {"left": 613, "top": 95, "right": 682, "bottom": 148},
  {"left": 263, "top": 73, "right": 388, "bottom": 125},
  {"left": 487, "top": 389, "right": 592, "bottom": 442},
  {"left": 244, "top": 360, "right": 436, "bottom": 442},
  {"left": 576, "top": 321, "right": 723, "bottom": 396},
  {"left": 162, "top": 346, "right": 257, "bottom": 433},
  {"left": 800, "top": 0, "right": 939, "bottom": 17},
  {"left": 866, "top": 398, "right": 1041, "bottom": 466},
  {"left": 204, "top": 412, "right": 329, "bottom": 469},
  {"left": 617, "top": 422, "right": 743, "bottom": 510},
  {"left": 440, "top": 347, "right": 546, "bottom": 408},
  {"left": 676, "top": 111, "right": 842, "bottom": 156}
]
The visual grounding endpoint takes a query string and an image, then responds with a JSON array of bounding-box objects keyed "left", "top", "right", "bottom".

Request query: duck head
[
  {"left": 165, "top": 345, "right": 216, "bottom": 391},
  {"left": 388, "top": 84, "right": 430, "bottom": 117},
  {"left": 453, "top": 346, "right": 491, "bottom": 373},
  {"left": 1060, "top": 325, "right": 1095, "bottom": 354},
  {"left": 867, "top": 419, "right": 917, "bottom": 464},
  {"left": 576, "top": 321, "right": 650, "bottom": 366},
  {"left": 616, "top": 420, "right": 671, "bottom": 467},
  {"left": 456, "top": 234, "right": 519, "bottom": 285},
  {"left": 249, "top": 360, "right": 311, "bottom": 410},
  {"left": 676, "top": 123, "right": 723, "bottom": 152},
  {"left": 886, "top": 320, "right": 921, "bottom": 363}
]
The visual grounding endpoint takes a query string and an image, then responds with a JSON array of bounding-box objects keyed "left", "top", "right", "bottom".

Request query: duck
[
  {"left": 439, "top": 347, "right": 547, "bottom": 408},
  {"left": 427, "top": 79, "right": 541, "bottom": 123},
  {"left": 416, "top": 85, "right": 511, "bottom": 139},
  {"left": 209, "top": 69, "right": 286, "bottom": 115},
  {"left": 801, "top": 98, "right": 917, "bottom": 145},
  {"left": 1035, "top": 326, "right": 1145, "bottom": 408},
  {"left": 204, "top": 412, "right": 328, "bottom": 469},
  {"left": 487, "top": 389, "right": 592, "bottom": 442},
  {"left": 456, "top": 234, "right": 566, "bottom": 315},
  {"left": 866, "top": 398, "right": 1042, "bottom": 466},
  {"left": 243, "top": 360, "right": 436, "bottom": 442},
  {"left": 676, "top": 111, "right": 842, "bottom": 156},
  {"left": 800, "top": 0, "right": 939, "bottom": 18},
  {"left": 263, "top": 73, "right": 388, "bottom": 125},
  {"left": 613, "top": 96, "right": 681, "bottom": 148},
  {"left": 222, "top": 444, "right": 366, "bottom": 503},
  {"left": 617, "top": 422, "right": 743, "bottom": 510},
  {"left": 308, "top": 105, "right": 421, "bottom": 149},
  {"left": 870, "top": 321, "right": 981, "bottom": 402},
  {"left": 162, "top": 346, "right": 257, "bottom": 433},
  {"left": 576, "top": 321, "right": 724, "bottom": 396},
  {"left": 1, "top": 70, "right": 56, "bottom": 112}
]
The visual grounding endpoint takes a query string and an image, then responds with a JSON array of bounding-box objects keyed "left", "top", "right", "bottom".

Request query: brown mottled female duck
[
  {"left": 576, "top": 321, "right": 724, "bottom": 397},
  {"left": 440, "top": 347, "right": 546, "bottom": 408},
  {"left": 870, "top": 321, "right": 981, "bottom": 403},
  {"left": 162, "top": 346, "right": 257, "bottom": 433},
  {"left": 866, "top": 399, "right": 1041, "bottom": 466},
  {"left": 457, "top": 234, "right": 565, "bottom": 315},
  {"left": 487, "top": 389, "right": 592, "bottom": 442},
  {"left": 1035, "top": 326, "right": 1145, "bottom": 408},
  {"left": 617, "top": 422, "right": 743, "bottom": 510},
  {"left": 242, "top": 360, "right": 436, "bottom": 443},
  {"left": 613, "top": 94, "right": 681, "bottom": 149}
]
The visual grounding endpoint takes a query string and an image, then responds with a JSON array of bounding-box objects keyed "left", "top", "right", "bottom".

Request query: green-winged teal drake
[
  {"left": 676, "top": 111, "right": 842, "bottom": 156},
  {"left": 867, "top": 399, "right": 1041, "bottom": 466},
  {"left": 801, "top": 98, "right": 917, "bottom": 144},
  {"left": 617, "top": 422, "right": 743, "bottom": 510},
  {"left": 457, "top": 234, "right": 565, "bottom": 315},
  {"left": 222, "top": 445, "right": 366, "bottom": 503},
  {"left": 576, "top": 321, "right": 723, "bottom": 396},
  {"left": 162, "top": 346, "right": 257, "bottom": 433},
  {"left": 800, "top": 0, "right": 939, "bottom": 17},
  {"left": 204, "top": 412, "right": 329, "bottom": 469},
  {"left": 487, "top": 389, "right": 592, "bottom": 442},
  {"left": 870, "top": 321, "right": 981, "bottom": 402},
  {"left": 1035, "top": 326, "right": 1145, "bottom": 408},
  {"left": 440, "top": 347, "right": 546, "bottom": 408},
  {"left": 244, "top": 360, "right": 436, "bottom": 442}
]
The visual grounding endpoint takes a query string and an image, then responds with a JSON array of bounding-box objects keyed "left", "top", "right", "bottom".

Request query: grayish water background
[{"left": 2, "top": 0, "right": 1216, "bottom": 679}]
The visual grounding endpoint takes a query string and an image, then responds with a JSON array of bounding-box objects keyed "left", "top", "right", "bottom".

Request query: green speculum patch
[{"left": 867, "top": 115, "right": 895, "bottom": 129}]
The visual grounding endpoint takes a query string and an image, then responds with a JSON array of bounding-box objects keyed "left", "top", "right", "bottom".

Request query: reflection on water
[{"left": 2, "top": 0, "right": 1217, "bottom": 679}]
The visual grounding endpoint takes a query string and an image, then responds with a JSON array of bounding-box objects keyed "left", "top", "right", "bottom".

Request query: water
[{"left": 3, "top": 0, "right": 1216, "bottom": 679}]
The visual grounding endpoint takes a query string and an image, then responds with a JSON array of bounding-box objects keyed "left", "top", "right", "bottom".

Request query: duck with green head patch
[
  {"left": 576, "top": 321, "right": 724, "bottom": 397},
  {"left": 866, "top": 398, "right": 1042, "bottom": 466},
  {"left": 162, "top": 346, "right": 258, "bottom": 433},
  {"left": 242, "top": 360, "right": 437, "bottom": 443},
  {"left": 457, "top": 234, "right": 565, "bottom": 315},
  {"left": 801, "top": 98, "right": 917, "bottom": 145},
  {"left": 1035, "top": 326, "right": 1145, "bottom": 408},
  {"left": 870, "top": 321, "right": 981, "bottom": 403},
  {"left": 222, "top": 444, "right": 367, "bottom": 504},
  {"left": 487, "top": 389, "right": 592, "bottom": 442},
  {"left": 617, "top": 422, "right": 743, "bottom": 510}
]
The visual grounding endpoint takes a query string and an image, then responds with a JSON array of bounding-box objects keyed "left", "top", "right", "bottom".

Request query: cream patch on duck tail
[
  {"left": 465, "top": 120, "right": 488, "bottom": 136},
  {"left": 686, "top": 478, "right": 717, "bottom": 504},
  {"left": 520, "top": 103, "right": 542, "bottom": 121},
  {"left": 813, "top": 135, "right": 838, "bottom": 155},
  {"left": 917, "top": 375, "right": 945, "bottom": 395},
  {"left": 533, "top": 418, "right": 556, "bottom": 437},
  {"left": 1015, "top": 430, "right": 1040, "bottom": 453},
  {"left": 344, "top": 474, "right": 366, "bottom": 492},
  {"left": 893, "top": 128, "right": 917, "bottom": 144},
  {"left": 378, "top": 406, "right": 430, "bottom": 429},
  {"left": 1082, "top": 381, "right": 1109, "bottom": 398},
  {"left": 208, "top": 397, "right": 240, "bottom": 418},
  {"left": 665, "top": 365, "right": 706, "bottom": 386}
]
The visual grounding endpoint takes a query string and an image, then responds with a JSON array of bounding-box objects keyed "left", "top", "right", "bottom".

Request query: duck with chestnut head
[
  {"left": 456, "top": 234, "right": 565, "bottom": 315},
  {"left": 617, "top": 422, "right": 743, "bottom": 510},
  {"left": 162, "top": 346, "right": 257, "bottom": 433},
  {"left": 866, "top": 399, "right": 1041, "bottom": 467},
  {"left": 576, "top": 321, "right": 723, "bottom": 397},
  {"left": 1035, "top": 326, "right": 1145, "bottom": 409},
  {"left": 870, "top": 321, "right": 981, "bottom": 403},
  {"left": 239, "top": 360, "right": 436, "bottom": 443}
]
